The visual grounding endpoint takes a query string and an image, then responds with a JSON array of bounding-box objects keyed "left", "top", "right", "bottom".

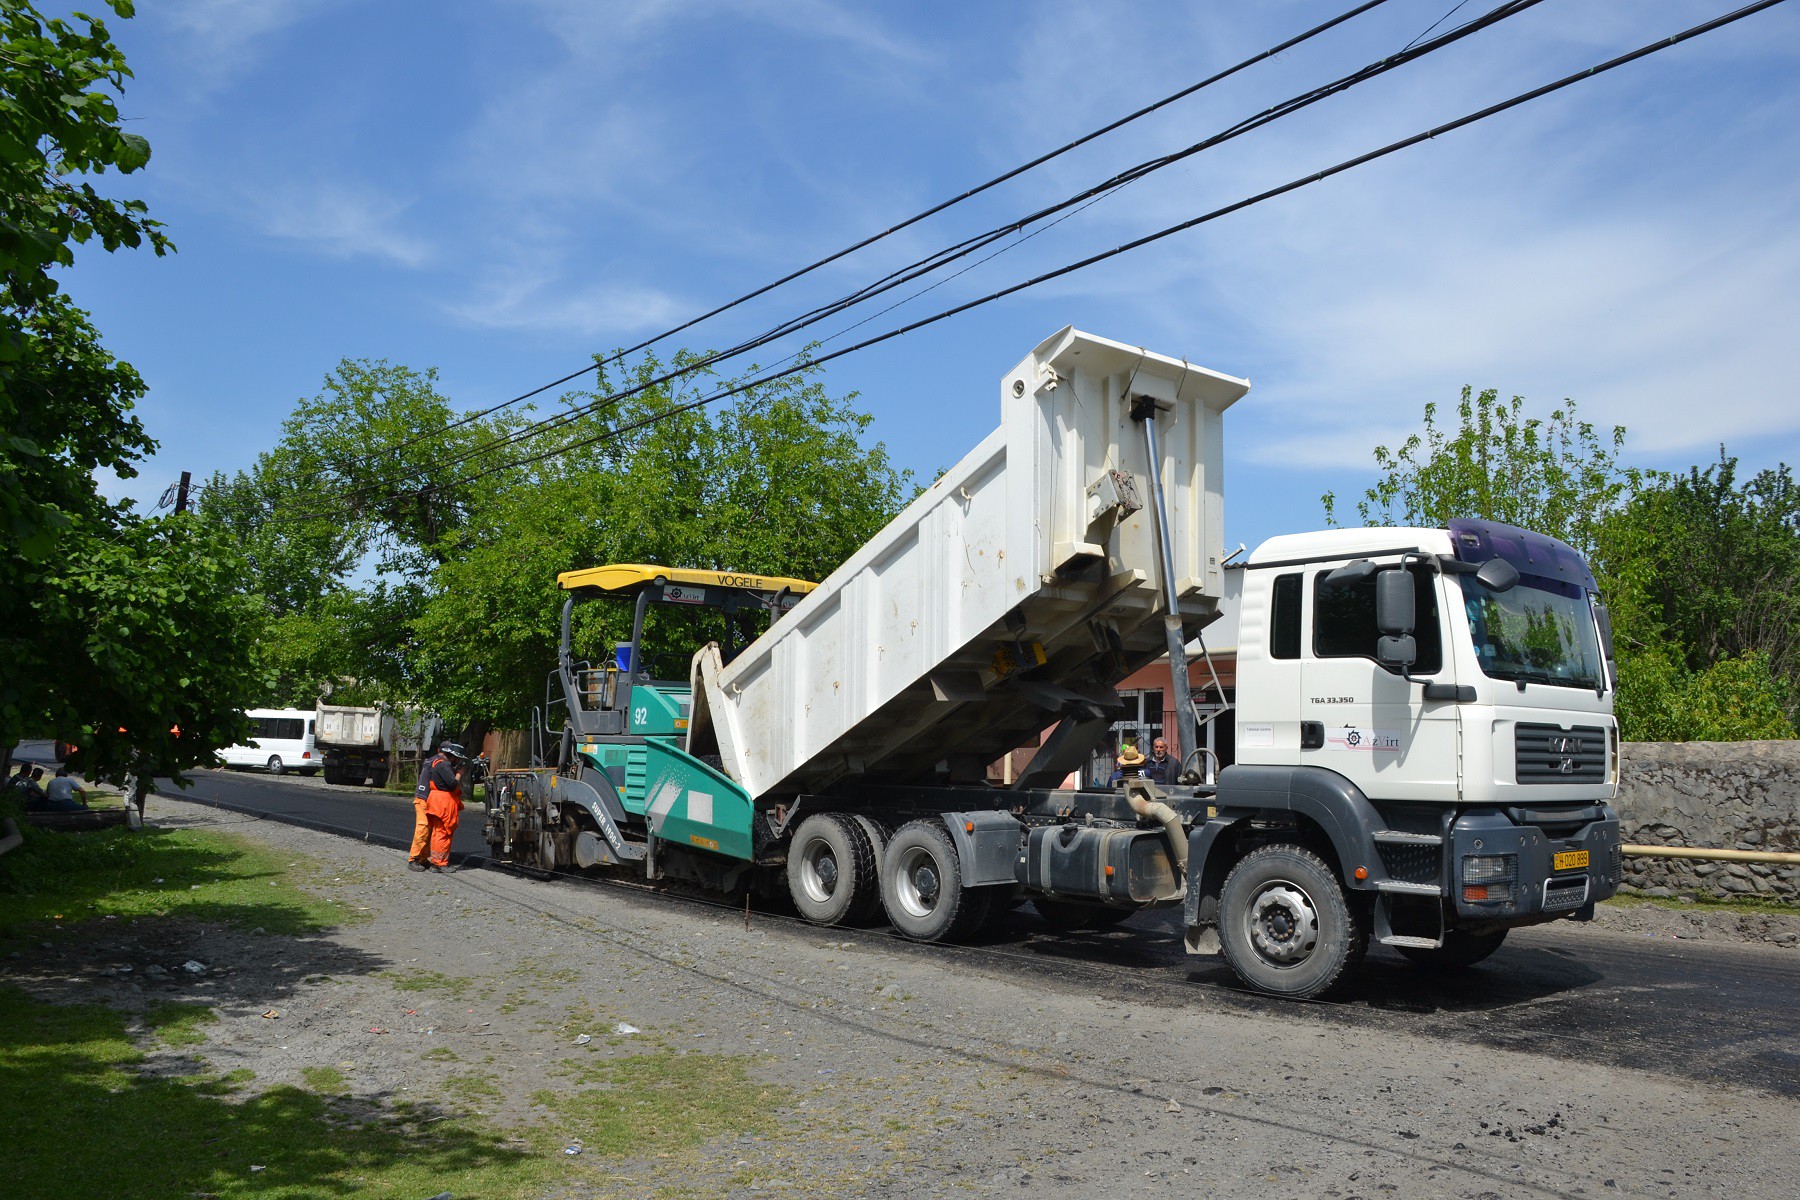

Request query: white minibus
[{"left": 218, "top": 708, "right": 319, "bottom": 776}]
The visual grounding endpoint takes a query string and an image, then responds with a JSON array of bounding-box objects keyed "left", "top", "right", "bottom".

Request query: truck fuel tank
[{"left": 1020, "top": 821, "right": 1182, "bottom": 903}]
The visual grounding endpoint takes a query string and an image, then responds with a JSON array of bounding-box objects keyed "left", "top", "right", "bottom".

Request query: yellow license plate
[{"left": 1553, "top": 850, "right": 1590, "bottom": 871}]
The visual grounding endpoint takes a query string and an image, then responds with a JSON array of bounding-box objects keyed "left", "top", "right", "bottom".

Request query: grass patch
[
  {"left": 423, "top": 1047, "right": 459, "bottom": 1063},
  {"left": 0, "top": 986, "right": 561, "bottom": 1200},
  {"left": 381, "top": 968, "right": 473, "bottom": 998},
  {"left": 443, "top": 1073, "right": 503, "bottom": 1104},
  {"left": 538, "top": 1050, "right": 790, "bottom": 1158},
  {"left": 301, "top": 1066, "right": 348, "bottom": 1094},
  {"left": 1608, "top": 888, "right": 1800, "bottom": 917},
  {"left": 145, "top": 1002, "right": 217, "bottom": 1048},
  {"left": 0, "top": 826, "right": 346, "bottom": 938}
]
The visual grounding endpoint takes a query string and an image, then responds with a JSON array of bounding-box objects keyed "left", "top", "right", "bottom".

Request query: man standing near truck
[{"left": 409, "top": 742, "right": 465, "bottom": 872}]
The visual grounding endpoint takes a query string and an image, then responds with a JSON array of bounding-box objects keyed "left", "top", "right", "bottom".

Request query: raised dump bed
[{"left": 688, "top": 326, "right": 1248, "bottom": 799}]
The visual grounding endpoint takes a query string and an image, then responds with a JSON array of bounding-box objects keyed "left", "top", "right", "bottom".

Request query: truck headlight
[{"left": 1462, "top": 854, "right": 1516, "bottom": 884}]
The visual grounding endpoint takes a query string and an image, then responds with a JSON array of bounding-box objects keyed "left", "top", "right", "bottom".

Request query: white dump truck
[
  {"left": 314, "top": 704, "right": 443, "bottom": 788},
  {"left": 486, "top": 327, "right": 1621, "bottom": 998}
]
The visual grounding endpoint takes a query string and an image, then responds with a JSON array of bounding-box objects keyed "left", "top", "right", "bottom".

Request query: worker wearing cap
[
  {"left": 411, "top": 742, "right": 466, "bottom": 872},
  {"left": 1108, "top": 742, "right": 1146, "bottom": 786}
]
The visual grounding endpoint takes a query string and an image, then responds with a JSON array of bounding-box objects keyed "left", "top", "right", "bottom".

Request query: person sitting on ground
[
  {"left": 40, "top": 766, "right": 89, "bottom": 813},
  {"left": 12, "top": 766, "right": 50, "bottom": 810}
]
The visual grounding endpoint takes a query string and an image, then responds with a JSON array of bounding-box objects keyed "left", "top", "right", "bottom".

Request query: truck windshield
[{"left": 1458, "top": 574, "right": 1603, "bottom": 690}]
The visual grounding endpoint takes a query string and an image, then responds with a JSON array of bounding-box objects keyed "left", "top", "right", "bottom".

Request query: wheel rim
[
  {"left": 797, "top": 835, "right": 840, "bottom": 905},
  {"left": 1243, "top": 878, "right": 1320, "bottom": 967},
  {"left": 268, "top": 757, "right": 282, "bottom": 773},
  {"left": 893, "top": 844, "right": 943, "bottom": 919}
]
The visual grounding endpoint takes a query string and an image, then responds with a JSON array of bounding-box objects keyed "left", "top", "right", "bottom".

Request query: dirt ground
[{"left": 8, "top": 794, "right": 1798, "bottom": 1199}]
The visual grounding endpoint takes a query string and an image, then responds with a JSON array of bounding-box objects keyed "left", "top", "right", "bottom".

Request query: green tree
[
  {"left": 1595, "top": 452, "right": 1798, "bottom": 739},
  {"left": 2, "top": 0, "right": 168, "bottom": 559},
  {"left": 1321, "top": 387, "right": 1639, "bottom": 554},
  {"left": 1, "top": 1, "right": 266, "bottom": 784},
  {"left": 218, "top": 352, "right": 915, "bottom": 732},
  {"left": 37, "top": 519, "right": 269, "bottom": 784}
]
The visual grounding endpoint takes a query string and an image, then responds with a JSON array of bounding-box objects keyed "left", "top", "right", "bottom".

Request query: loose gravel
[{"left": 7, "top": 794, "right": 1796, "bottom": 1199}]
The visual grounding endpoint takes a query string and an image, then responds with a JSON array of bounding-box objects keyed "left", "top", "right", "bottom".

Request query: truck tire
[
  {"left": 1218, "top": 844, "right": 1368, "bottom": 1000},
  {"left": 1398, "top": 929, "right": 1507, "bottom": 971},
  {"left": 266, "top": 755, "right": 285, "bottom": 776},
  {"left": 1032, "top": 897, "right": 1136, "bottom": 932},
  {"left": 880, "top": 819, "right": 991, "bottom": 944},
  {"left": 323, "top": 764, "right": 344, "bottom": 786},
  {"left": 787, "top": 814, "right": 880, "bottom": 927},
  {"left": 368, "top": 768, "right": 390, "bottom": 789}
]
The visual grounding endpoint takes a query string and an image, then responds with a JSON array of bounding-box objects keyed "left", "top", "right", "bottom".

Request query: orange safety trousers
[
  {"left": 409, "top": 795, "right": 430, "bottom": 863},
  {"left": 425, "top": 787, "right": 461, "bottom": 867}
]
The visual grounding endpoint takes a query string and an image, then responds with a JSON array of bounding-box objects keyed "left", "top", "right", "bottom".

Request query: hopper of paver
[{"left": 686, "top": 326, "right": 1249, "bottom": 799}]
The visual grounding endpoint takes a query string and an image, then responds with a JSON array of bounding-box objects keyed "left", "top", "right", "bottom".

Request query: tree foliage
[
  {"left": 2, "top": 0, "right": 169, "bottom": 559},
  {"left": 1322, "top": 387, "right": 1639, "bottom": 554},
  {"left": 1594, "top": 452, "right": 1799, "bottom": 739},
  {"left": 1, "top": 2, "right": 266, "bottom": 781},
  {"left": 208, "top": 351, "right": 915, "bottom": 731},
  {"left": 36, "top": 520, "right": 269, "bottom": 782}
]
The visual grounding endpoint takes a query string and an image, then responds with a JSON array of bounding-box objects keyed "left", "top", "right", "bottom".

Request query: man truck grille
[{"left": 1514, "top": 724, "right": 1606, "bottom": 784}]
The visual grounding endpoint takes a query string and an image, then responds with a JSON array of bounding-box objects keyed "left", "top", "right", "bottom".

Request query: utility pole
[{"left": 174, "top": 470, "right": 191, "bottom": 515}]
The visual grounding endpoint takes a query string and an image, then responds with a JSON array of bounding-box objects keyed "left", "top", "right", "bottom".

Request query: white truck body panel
[
  {"left": 691, "top": 327, "right": 1248, "bottom": 799},
  {"left": 1232, "top": 526, "right": 1618, "bottom": 807}
]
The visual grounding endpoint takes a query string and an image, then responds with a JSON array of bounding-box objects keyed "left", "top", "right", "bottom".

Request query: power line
[
  {"left": 430, "top": 0, "right": 1789, "bottom": 490},
  {"left": 312, "top": 0, "right": 1542, "bottom": 515},
  {"left": 312, "top": 1, "right": 1397, "bottom": 475}
]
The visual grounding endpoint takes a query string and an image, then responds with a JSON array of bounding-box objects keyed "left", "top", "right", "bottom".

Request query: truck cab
[{"left": 1191, "top": 517, "right": 1622, "bottom": 995}]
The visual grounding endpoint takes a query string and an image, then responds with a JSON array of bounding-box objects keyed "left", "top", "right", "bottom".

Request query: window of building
[{"left": 1312, "top": 565, "right": 1442, "bottom": 674}]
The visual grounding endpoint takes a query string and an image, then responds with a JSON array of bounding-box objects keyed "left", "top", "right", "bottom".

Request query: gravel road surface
[{"left": 9, "top": 781, "right": 1791, "bottom": 1200}]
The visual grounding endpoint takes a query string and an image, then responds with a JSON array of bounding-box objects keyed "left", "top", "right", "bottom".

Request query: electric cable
[
  {"left": 301, "top": 0, "right": 1545, "bottom": 516},
  {"left": 427, "top": 0, "right": 1788, "bottom": 492},
  {"left": 299, "top": 1, "right": 1396, "bottom": 474}
]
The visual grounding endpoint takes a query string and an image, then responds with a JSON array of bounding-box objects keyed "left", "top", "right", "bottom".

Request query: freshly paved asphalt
[
  {"left": 153, "top": 766, "right": 492, "bottom": 859},
  {"left": 16, "top": 743, "right": 1798, "bottom": 1099}
]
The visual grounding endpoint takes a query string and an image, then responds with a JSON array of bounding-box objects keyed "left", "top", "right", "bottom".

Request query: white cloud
[
  {"left": 251, "top": 180, "right": 434, "bottom": 267},
  {"left": 447, "top": 268, "right": 686, "bottom": 338},
  {"left": 514, "top": 0, "right": 926, "bottom": 63},
  {"left": 154, "top": 0, "right": 344, "bottom": 93}
]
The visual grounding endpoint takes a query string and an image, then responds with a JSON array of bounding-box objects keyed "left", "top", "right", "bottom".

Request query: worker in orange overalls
[{"left": 410, "top": 741, "right": 466, "bottom": 872}]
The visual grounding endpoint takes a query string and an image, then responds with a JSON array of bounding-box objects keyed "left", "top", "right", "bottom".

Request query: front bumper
[{"left": 1448, "top": 804, "right": 1621, "bottom": 922}]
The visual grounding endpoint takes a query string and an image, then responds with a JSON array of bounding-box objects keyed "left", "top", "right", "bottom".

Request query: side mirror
[
  {"left": 1474, "top": 558, "right": 1519, "bottom": 592},
  {"left": 1375, "top": 568, "right": 1415, "bottom": 635},
  {"left": 1377, "top": 634, "right": 1417, "bottom": 669}
]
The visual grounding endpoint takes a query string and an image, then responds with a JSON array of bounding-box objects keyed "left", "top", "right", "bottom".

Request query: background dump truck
[
  {"left": 487, "top": 327, "right": 1622, "bottom": 998},
  {"left": 314, "top": 704, "right": 442, "bottom": 788}
]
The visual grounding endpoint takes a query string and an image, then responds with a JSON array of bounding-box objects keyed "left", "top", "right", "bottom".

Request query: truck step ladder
[{"left": 1374, "top": 880, "right": 1443, "bottom": 896}]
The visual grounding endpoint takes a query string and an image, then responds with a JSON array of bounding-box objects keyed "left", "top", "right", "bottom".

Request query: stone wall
[{"left": 1615, "top": 741, "right": 1800, "bottom": 902}]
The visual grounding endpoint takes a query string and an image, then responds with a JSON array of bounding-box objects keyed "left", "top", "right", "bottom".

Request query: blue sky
[{"left": 67, "top": 0, "right": 1800, "bottom": 554}]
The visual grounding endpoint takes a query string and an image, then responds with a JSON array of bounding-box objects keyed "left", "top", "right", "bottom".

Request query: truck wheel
[
  {"left": 1033, "top": 897, "right": 1136, "bottom": 932},
  {"left": 1218, "top": 844, "right": 1367, "bottom": 1000},
  {"left": 880, "top": 820, "right": 991, "bottom": 943},
  {"left": 1398, "top": 929, "right": 1507, "bottom": 971},
  {"left": 787, "top": 814, "right": 879, "bottom": 926},
  {"left": 266, "top": 756, "right": 285, "bottom": 776},
  {"left": 368, "top": 769, "right": 390, "bottom": 788}
]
